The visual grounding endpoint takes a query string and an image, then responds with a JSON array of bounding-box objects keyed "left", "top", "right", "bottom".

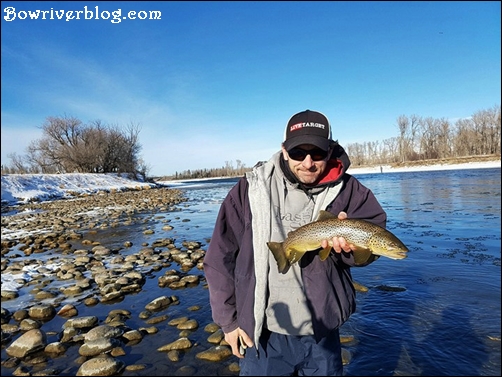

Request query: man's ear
[{"left": 281, "top": 145, "right": 289, "bottom": 160}]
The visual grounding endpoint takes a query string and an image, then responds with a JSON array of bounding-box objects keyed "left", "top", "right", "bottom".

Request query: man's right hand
[
  {"left": 225, "top": 328, "right": 253, "bottom": 358},
  {"left": 320, "top": 211, "right": 355, "bottom": 253}
]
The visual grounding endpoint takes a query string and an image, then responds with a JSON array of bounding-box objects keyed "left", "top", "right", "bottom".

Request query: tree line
[
  {"left": 2, "top": 115, "right": 150, "bottom": 180},
  {"left": 163, "top": 160, "right": 250, "bottom": 181},
  {"left": 345, "top": 105, "right": 500, "bottom": 167},
  {"left": 1, "top": 105, "right": 500, "bottom": 179},
  {"left": 164, "top": 104, "right": 500, "bottom": 179}
]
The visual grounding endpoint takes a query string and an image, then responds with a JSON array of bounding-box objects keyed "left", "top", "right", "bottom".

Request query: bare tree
[
  {"left": 16, "top": 115, "right": 146, "bottom": 175},
  {"left": 6, "top": 153, "right": 29, "bottom": 173},
  {"left": 397, "top": 115, "right": 409, "bottom": 162}
]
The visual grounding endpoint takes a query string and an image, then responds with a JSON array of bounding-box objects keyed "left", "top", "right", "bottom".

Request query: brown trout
[{"left": 267, "top": 210, "right": 409, "bottom": 273}]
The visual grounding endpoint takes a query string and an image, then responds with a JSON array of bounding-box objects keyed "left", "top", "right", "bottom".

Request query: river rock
[
  {"left": 76, "top": 354, "right": 125, "bottom": 376},
  {"left": 6, "top": 328, "right": 47, "bottom": 358},
  {"left": 145, "top": 295, "right": 172, "bottom": 310},
  {"left": 207, "top": 328, "right": 225, "bottom": 344},
  {"left": 28, "top": 304, "right": 56, "bottom": 321},
  {"left": 63, "top": 315, "right": 99, "bottom": 329},
  {"left": 84, "top": 325, "right": 124, "bottom": 342},
  {"left": 157, "top": 337, "right": 192, "bottom": 351},
  {"left": 195, "top": 345, "right": 232, "bottom": 361},
  {"left": 177, "top": 319, "right": 198, "bottom": 330}
]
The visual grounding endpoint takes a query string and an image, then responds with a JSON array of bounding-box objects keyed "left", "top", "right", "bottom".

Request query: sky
[{"left": 1, "top": 1, "right": 500, "bottom": 177}]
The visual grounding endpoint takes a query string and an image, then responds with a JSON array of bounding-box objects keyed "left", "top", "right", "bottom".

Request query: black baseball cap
[{"left": 283, "top": 110, "right": 332, "bottom": 151}]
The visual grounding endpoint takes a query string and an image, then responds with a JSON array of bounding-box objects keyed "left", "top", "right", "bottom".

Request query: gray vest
[{"left": 265, "top": 162, "right": 342, "bottom": 335}]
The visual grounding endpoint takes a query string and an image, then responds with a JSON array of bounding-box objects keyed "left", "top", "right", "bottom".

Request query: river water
[
  {"left": 1, "top": 167, "right": 500, "bottom": 376},
  {"left": 165, "top": 167, "right": 501, "bottom": 376}
]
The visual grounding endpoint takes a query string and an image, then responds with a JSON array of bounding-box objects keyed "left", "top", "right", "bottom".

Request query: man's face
[{"left": 282, "top": 144, "right": 329, "bottom": 185}]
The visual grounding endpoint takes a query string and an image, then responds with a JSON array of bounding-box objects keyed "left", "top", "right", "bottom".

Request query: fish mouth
[
  {"left": 380, "top": 244, "right": 409, "bottom": 260},
  {"left": 386, "top": 251, "right": 408, "bottom": 259}
]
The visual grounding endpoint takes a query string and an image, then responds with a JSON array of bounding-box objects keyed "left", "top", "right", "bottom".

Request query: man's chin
[{"left": 297, "top": 172, "right": 320, "bottom": 185}]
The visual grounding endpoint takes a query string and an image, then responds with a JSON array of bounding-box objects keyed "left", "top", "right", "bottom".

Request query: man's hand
[
  {"left": 225, "top": 328, "right": 253, "bottom": 358},
  {"left": 320, "top": 211, "right": 355, "bottom": 253}
]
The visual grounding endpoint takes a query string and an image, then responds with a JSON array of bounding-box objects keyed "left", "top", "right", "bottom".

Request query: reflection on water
[{"left": 342, "top": 168, "right": 501, "bottom": 376}]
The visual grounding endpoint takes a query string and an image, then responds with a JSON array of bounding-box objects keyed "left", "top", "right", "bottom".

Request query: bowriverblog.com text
[{"left": 3, "top": 6, "right": 161, "bottom": 23}]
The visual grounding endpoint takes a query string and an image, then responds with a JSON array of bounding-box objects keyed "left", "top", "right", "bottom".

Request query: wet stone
[
  {"left": 28, "top": 305, "right": 56, "bottom": 321},
  {"left": 145, "top": 296, "right": 172, "bottom": 310},
  {"left": 157, "top": 337, "right": 193, "bottom": 351},
  {"left": 204, "top": 322, "right": 220, "bottom": 333},
  {"left": 19, "top": 319, "right": 41, "bottom": 331},
  {"left": 195, "top": 345, "right": 233, "bottom": 362},
  {"left": 76, "top": 354, "right": 125, "bottom": 376},
  {"left": 12, "top": 309, "right": 28, "bottom": 322},
  {"left": 167, "top": 349, "right": 180, "bottom": 361},
  {"left": 2, "top": 324, "right": 20, "bottom": 335},
  {"left": 177, "top": 319, "right": 199, "bottom": 330},
  {"left": 174, "top": 365, "right": 197, "bottom": 376},
  {"left": 84, "top": 325, "right": 124, "bottom": 342},
  {"left": 125, "top": 363, "right": 147, "bottom": 371},
  {"left": 122, "top": 329, "right": 143, "bottom": 342},
  {"left": 79, "top": 338, "right": 122, "bottom": 357},
  {"left": 57, "top": 304, "right": 78, "bottom": 317},
  {"left": 145, "top": 314, "right": 169, "bottom": 325},
  {"left": 1, "top": 290, "right": 19, "bottom": 300},
  {"left": 63, "top": 316, "right": 99, "bottom": 329},
  {"left": 6, "top": 328, "right": 47, "bottom": 358},
  {"left": 44, "top": 341, "right": 67, "bottom": 355},
  {"left": 207, "top": 328, "right": 225, "bottom": 344},
  {"left": 168, "top": 316, "right": 188, "bottom": 326}
]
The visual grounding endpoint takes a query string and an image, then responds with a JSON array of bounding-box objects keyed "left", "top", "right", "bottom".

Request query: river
[
  {"left": 166, "top": 167, "right": 501, "bottom": 376},
  {"left": 1, "top": 167, "right": 500, "bottom": 376}
]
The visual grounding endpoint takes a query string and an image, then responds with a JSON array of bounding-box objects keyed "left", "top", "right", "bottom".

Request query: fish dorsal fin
[{"left": 316, "top": 210, "right": 337, "bottom": 222}]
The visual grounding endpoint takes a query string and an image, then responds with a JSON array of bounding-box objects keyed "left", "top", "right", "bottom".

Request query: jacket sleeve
[
  {"left": 328, "top": 174, "right": 387, "bottom": 266},
  {"left": 203, "top": 178, "right": 247, "bottom": 333}
]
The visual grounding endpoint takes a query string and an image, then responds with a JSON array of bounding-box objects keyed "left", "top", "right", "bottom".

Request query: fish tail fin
[
  {"left": 318, "top": 246, "right": 332, "bottom": 261},
  {"left": 267, "top": 242, "right": 289, "bottom": 273}
]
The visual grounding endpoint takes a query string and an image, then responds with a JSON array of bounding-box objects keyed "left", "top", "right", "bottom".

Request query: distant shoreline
[
  {"left": 160, "top": 159, "right": 501, "bottom": 183},
  {"left": 347, "top": 159, "right": 500, "bottom": 175}
]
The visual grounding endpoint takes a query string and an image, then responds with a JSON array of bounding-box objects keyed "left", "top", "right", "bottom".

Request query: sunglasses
[{"left": 287, "top": 147, "right": 329, "bottom": 161}]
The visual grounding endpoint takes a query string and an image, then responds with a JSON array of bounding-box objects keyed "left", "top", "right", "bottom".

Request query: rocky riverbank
[{"left": 1, "top": 186, "right": 247, "bottom": 376}]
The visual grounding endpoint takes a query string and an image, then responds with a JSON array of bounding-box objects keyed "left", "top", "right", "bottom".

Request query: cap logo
[{"left": 290, "top": 122, "right": 326, "bottom": 132}]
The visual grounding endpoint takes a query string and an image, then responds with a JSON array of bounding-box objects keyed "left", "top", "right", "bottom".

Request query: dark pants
[{"left": 239, "top": 328, "right": 343, "bottom": 376}]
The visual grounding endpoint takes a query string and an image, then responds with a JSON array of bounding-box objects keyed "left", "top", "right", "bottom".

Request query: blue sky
[{"left": 1, "top": 1, "right": 500, "bottom": 176}]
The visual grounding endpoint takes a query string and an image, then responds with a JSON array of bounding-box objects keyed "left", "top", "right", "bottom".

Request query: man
[{"left": 203, "top": 110, "right": 387, "bottom": 376}]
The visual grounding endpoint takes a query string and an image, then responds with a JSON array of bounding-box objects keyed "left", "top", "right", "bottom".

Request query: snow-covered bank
[
  {"left": 1, "top": 173, "right": 155, "bottom": 206},
  {"left": 347, "top": 159, "right": 501, "bottom": 175}
]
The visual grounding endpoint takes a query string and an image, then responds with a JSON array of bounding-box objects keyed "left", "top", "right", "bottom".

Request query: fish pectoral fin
[
  {"left": 352, "top": 246, "right": 375, "bottom": 266},
  {"left": 355, "top": 254, "right": 380, "bottom": 267},
  {"left": 318, "top": 246, "right": 332, "bottom": 261},
  {"left": 267, "top": 242, "right": 289, "bottom": 273}
]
